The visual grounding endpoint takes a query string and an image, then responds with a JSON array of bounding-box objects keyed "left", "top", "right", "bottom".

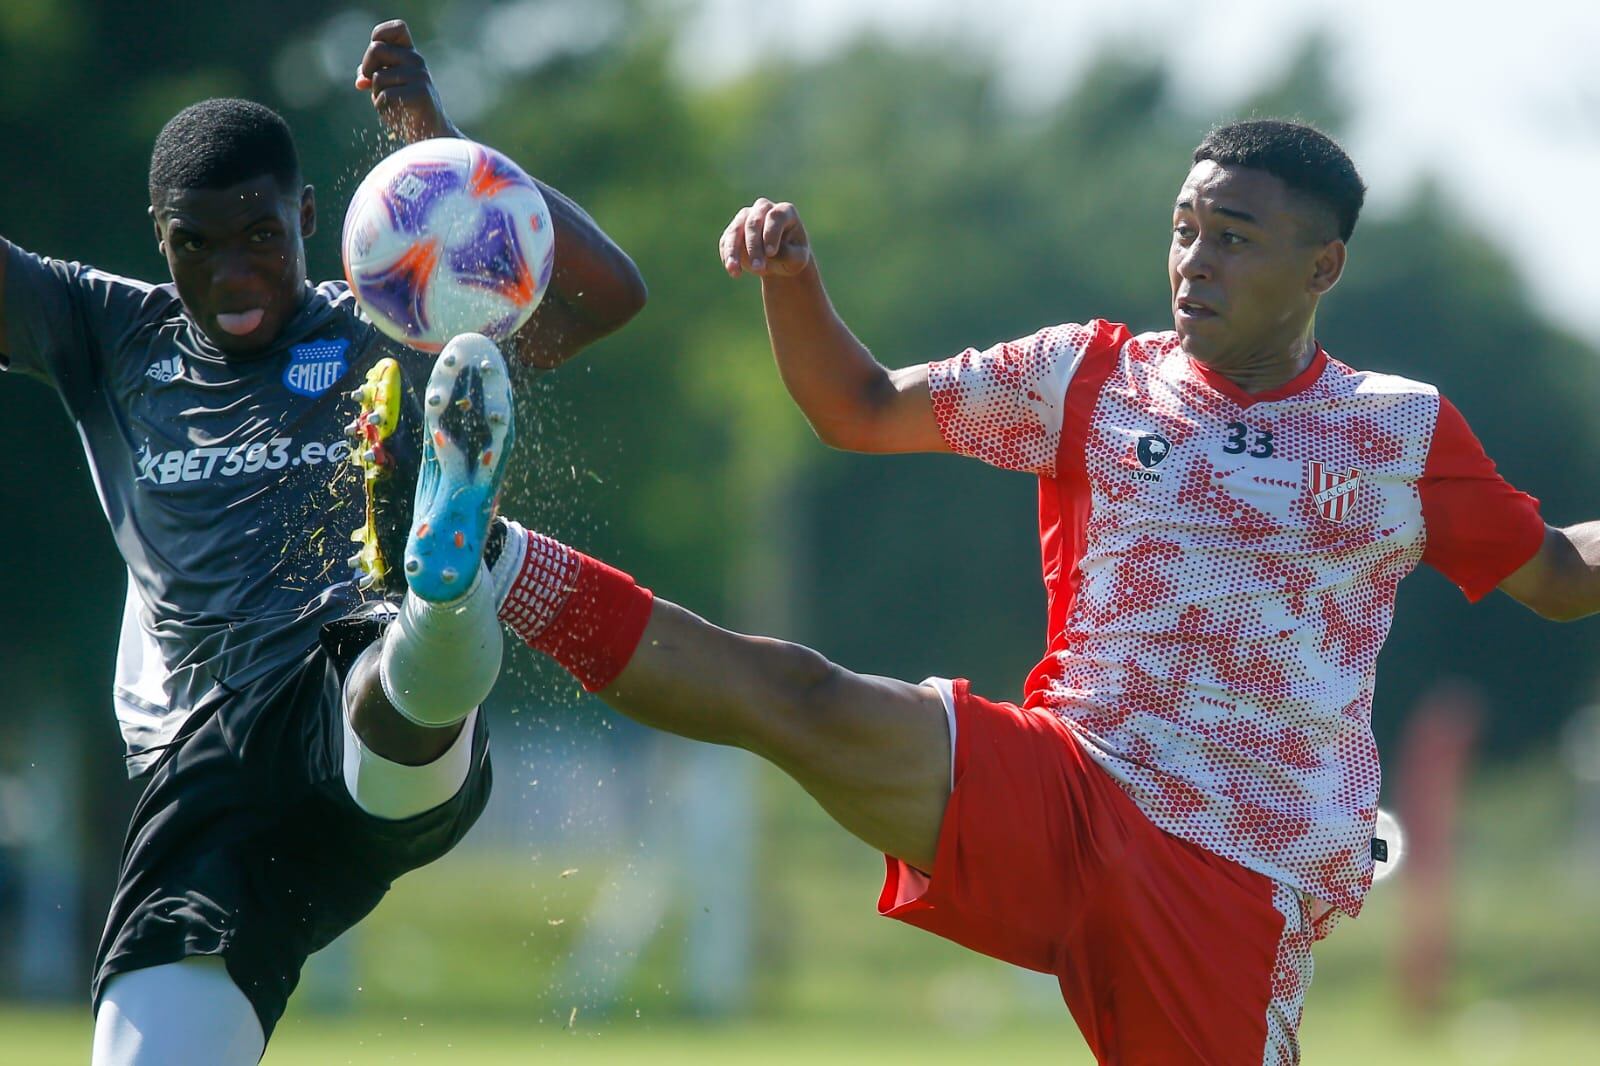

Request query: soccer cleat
[
  {"left": 347, "top": 357, "right": 419, "bottom": 596},
  {"left": 404, "top": 333, "right": 515, "bottom": 603}
]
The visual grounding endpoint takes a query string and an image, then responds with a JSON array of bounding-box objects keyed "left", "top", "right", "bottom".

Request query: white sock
[
  {"left": 488, "top": 517, "right": 529, "bottom": 611},
  {"left": 343, "top": 704, "right": 479, "bottom": 820},
  {"left": 93, "top": 958, "right": 264, "bottom": 1066},
  {"left": 379, "top": 572, "right": 503, "bottom": 727}
]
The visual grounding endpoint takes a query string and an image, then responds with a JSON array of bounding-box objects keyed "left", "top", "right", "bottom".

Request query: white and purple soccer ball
[{"left": 341, "top": 138, "right": 555, "bottom": 353}]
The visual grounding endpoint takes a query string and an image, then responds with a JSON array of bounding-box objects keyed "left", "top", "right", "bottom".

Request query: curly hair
[{"left": 149, "top": 98, "right": 300, "bottom": 203}]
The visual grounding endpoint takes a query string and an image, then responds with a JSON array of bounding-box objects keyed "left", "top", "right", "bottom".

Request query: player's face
[
  {"left": 151, "top": 175, "right": 317, "bottom": 355},
  {"left": 1168, "top": 161, "right": 1344, "bottom": 370}
]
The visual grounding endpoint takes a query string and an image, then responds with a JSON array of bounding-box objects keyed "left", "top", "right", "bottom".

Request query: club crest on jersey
[
  {"left": 283, "top": 338, "right": 350, "bottom": 397},
  {"left": 1308, "top": 460, "right": 1361, "bottom": 522}
]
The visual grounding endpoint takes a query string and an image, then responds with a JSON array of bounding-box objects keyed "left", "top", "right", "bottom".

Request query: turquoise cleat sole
[{"left": 403, "top": 333, "right": 514, "bottom": 604}]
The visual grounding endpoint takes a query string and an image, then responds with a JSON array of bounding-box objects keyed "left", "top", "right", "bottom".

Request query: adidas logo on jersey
[{"left": 145, "top": 355, "right": 183, "bottom": 382}]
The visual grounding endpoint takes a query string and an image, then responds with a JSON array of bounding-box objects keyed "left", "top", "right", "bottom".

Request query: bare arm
[
  {"left": 356, "top": 19, "right": 647, "bottom": 369},
  {"left": 721, "top": 199, "right": 946, "bottom": 454},
  {"left": 504, "top": 180, "right": 647, "bottom": 370},
  {"left": 1498, "top": 523, "right": 1600, "bottom": 621}
]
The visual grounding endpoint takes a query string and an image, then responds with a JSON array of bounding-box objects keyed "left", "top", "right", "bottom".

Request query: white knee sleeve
[
  {"left": 93, "top": 957, "right": 264, "bottom": 1066},
  {"left": 343, "top": 705, "right": 479, "bottom": 821},
  {"left": 379, "top": 576, "right": 503, "bottom": 727}
]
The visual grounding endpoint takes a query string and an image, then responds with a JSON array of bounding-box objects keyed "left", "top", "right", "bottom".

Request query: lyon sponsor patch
[
  {"left": 1136, "top": 432, "right": 1172, "bottom": 469},
  {"left": 284, "top": 338, "right": 350, "bottom": 397}
]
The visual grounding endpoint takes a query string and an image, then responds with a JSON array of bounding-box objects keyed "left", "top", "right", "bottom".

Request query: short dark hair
[
  {"left": 149, "top": 98, "right": 301, "bottom": 204},
  {"left": 1192, "top": 119, "right": 1366, "bottom": 243}
]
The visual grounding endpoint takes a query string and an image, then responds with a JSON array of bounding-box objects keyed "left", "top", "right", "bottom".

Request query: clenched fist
[
  {"left": 355, "top": 19, "right": 458, "bottom": 143},
  {"left": 720, "top": 198, "right": 813, "bottom": 279}
]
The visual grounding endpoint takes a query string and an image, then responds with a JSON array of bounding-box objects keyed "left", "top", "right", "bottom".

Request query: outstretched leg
[
  {"left": 619, "top": 600, "right": 952, "bottom": 869},
  {"left": 492, "top": 527, "right": 953, "bottom": 871},
  {"left": 341, "top": 335, "right": 512, "bottom": 816}
]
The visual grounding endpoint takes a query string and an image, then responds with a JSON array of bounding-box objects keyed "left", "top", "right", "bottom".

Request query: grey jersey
[{"left": 4, "top": 244, "right": 433, "bottom": 774}]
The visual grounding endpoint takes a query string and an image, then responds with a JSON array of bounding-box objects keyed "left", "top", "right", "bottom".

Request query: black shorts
[{"left": 91, "top": 609, "right": 493, "bottom": 1039}]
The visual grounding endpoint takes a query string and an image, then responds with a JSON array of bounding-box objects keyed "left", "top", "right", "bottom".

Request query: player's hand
[
  {"left": 720, "top": 199, "right": 813, "bottom": 280},
  {"left": 355, "top": 20, "right": 457, "bottom": 143}
]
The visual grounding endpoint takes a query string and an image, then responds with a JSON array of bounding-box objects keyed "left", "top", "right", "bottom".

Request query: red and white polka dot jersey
[{"left": 930, "top": 321, "right": 1544, "bottom": 917}]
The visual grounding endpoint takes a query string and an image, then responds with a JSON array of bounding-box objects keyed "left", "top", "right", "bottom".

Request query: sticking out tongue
[{"left": 216, "top": 309, "right": 265, "bottom": 336}]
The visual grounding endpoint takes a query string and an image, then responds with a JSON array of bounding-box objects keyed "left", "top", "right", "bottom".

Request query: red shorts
[{"left": 880, "top": 680, "right": 1314, "bottom": 1065}]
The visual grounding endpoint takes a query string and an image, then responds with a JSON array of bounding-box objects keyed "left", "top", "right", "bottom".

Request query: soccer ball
[{"left": 341, "top": 138, "right": 555, "bottom": 352}]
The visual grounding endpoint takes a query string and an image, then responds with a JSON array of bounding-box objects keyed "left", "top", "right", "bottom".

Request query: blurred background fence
[{"left": 2, "top": 1, "right": 1598, "bottom": 1061}]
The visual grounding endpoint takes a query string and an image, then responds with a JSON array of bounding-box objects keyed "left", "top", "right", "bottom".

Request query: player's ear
[
  {"left": 1308, "top": 239, "right": 1345, "bottom": 297},
  {"left": 300, "top": 185, "right": 317, "bottom": 240},
  {"left": 148, "top": 205, "right": 166, "bottom": 256}
]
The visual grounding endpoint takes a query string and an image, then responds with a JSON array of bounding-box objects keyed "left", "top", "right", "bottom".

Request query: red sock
[{"left": 497, "top": 531, "right": 654, "bottom": 693}]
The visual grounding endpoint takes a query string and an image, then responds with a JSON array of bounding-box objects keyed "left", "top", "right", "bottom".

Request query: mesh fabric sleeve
[
  {"left": 1419, "top": 396, "right": 1545, "bottom": 602},
  {"left": 927, "top": 321, "right": 1107, "bottom": 477}
]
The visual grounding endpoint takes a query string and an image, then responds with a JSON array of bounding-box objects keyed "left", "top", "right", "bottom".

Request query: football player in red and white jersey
[{"left": 486, "top": 120, "right": 1592, "bottom": 1063}]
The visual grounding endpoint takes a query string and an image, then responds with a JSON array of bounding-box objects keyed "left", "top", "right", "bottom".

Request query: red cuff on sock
[{"left": 530, "top": 553, "right": 654, "bottom": 693}]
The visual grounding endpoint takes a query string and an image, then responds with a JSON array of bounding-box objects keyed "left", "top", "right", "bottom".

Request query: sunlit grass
[{"left": 8, "top": 757, "right": 1598, "bottom": 1063}]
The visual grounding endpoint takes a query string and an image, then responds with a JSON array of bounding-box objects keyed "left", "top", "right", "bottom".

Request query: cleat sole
[{"left": 403, "top": 333, "right": 514, "bottom": 603}]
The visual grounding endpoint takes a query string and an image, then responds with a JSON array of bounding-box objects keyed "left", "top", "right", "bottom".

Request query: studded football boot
[
  {"left": 346, "top": 357, "right": 420, "bottom": 596},
  {"left": 403, "top": 333, "right": 514, "bottom": 604}
]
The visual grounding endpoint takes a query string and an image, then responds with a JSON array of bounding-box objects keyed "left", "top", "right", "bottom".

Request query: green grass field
[
  {"left": 6, "top": 757, "right": 1598, "bottom": 1063},
  {"left": 9, "top": 998, "right": 1600, "bottom": 1064}
]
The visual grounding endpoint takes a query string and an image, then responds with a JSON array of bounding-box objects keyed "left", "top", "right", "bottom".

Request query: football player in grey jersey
[{"left": 0, "top": 19, "right": 645, "bottom": 1065}]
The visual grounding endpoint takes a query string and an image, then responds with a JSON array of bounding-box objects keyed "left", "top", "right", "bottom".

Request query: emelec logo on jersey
[
  {"left": 1132, "top": 433, "right": 1171, "bottom": 482},
  {"left": 283, "top": 338, "right": 350, "bottom": 397}
]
